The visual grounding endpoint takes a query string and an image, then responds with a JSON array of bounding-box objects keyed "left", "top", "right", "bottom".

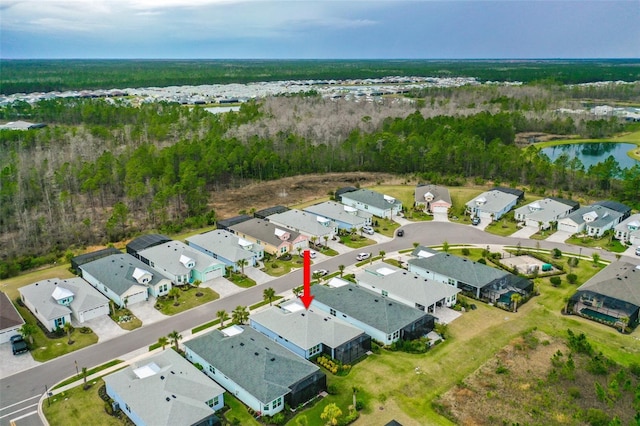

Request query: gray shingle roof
[
  {"left": 341, "top": 189, "right": 402, "bottom": 211},
  {"left": 414, "top": 185, "right": 452, "bottom": 205},
  {"left": 0, "top": 291, "right": 24, "bottom": 330},
  {"left": 187, "top": 230, "right": 257, "bottom": 263},
  {"left": 465, "top": 190, "right": 518, "bottom": 214},
  {"left": 184, "top": 326, "right": 322, "bottom": 404},
  {"left": 409, "top": 253, "right": 509, "bottom": 290},
  {"left": 80, "top": 254, "right": 169, "bottom": 296},
  {"left": 104, "top": 349, "right": 224, "bottom": 426},
  {"left": 18, "top": 277, "right": 109, "bottom": 321},
  {"left": 514, "top": 198, "right": 575, "bottom": 223},
  {"left": 356, "top": 266, "right": 460, "bottom": 308},
  {"left": 229, "top": 218, "right": 303, "bottom": 247},
  {"left": 251, "top": 303, "right": 366, "bottom": 350},
  {"left": 310, "top": 283, "right": 430, "bottom": 334},
  {"left": 576, "top": 261, "right": 640, "bottom": 307},
  {"left": 268, "top": 209, "right": 335, "bottom": 237},
  {"left": 563, "top": 205, "right": 622, "bottom": 227},
  {"left": 303, "top": 201, "right": 372, "bottom": 225},
  {"left": 139, "top": 241, "right": 224, "bottom": 276}
]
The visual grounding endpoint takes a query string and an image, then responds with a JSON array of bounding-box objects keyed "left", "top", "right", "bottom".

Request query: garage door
[
  {"left": 79, "top": 304, "right": 109, "bottom": 323},
  {"left": 203, "top": 268, "right": 223, "bottom": 282},
  {"left": 433, "top": 206, "right": 448, "bottom": 214},
  {"left": 525, "top": 219, "right": 540, "bottom": 229},
  {"left": 558, "top": 222, "right": 577, "bottom": 233},
  {"left": 125, "top": 291, "right": 148, "bottom": 306},
  {"left": 478, "top": 211, "right": 493, "bottom": 219}
]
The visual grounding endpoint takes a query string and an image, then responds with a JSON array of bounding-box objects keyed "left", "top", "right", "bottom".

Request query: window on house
[
  {"left": 382, "top": 290, "right": 388, "bottom": 297},
  {"left": 209, "top": 365, "right": 216, "bottom": 374},
  {"left": 206, "top": 398, "right": 214, "bottom": 407},
  {"left": 125, "top": 404, "right": 131, "bottom": 412},
  {"left": 214, "top": 395, "right": 219, "bottom": 406},
  {"left": 271, "top": 397, "right": 282, "bottom": 410},
  {"left": 309, "top": 344, "right": 321, "bottom": 356},
  {"left": 393, "top": 330, "right": 400, "bottom": 340},
  {"left": 447, "top": 278, "right": 456, "bottom": 286},
  {"left": 330, "top": 309, "right": 336, "bottom": 316}
]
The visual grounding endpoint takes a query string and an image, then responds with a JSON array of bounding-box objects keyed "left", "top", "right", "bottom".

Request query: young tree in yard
[
  {"left": 217, "top": 310, "right": 229, "bottom": 327},
  {"left": 619, "top": 316, "right": 629, "bottom": 334},
  {"left": 82, "top": 367, "right": 88, "bottom": 390},
  {"left": 263, "top": 287, "right": 276, "bottom": 306},
  {"left": 320, "top": 403, "right": 342, "bottom": 426},
  {"left": 311, "top": 236, "right": 318, "bottom": 247},
  {"left": 293, "top": 286, "right": 303, "bottom": 298},
  {"left": 157, "top": 336, "right": 169, "bottom": 350},
  {"left": 352, "top": 386, "right": 359, "bottom": 410},
  {"left": 323, "top": 235, "right": 330, "bottom": 247},
  {"left": 232, "top": 305, "right": 249, "bottom": 325},
  {"left": 511, "top": 293, "right": 523, "bottom": 313},
  {"left": 237, "top": 258, "right": 248, "bottom": 276},
  {"left": 379, "top": 250, "right": 385, "bottom": 261},
  {"left": 592, "top": 253, "right": 601, "bottom": 267},
  {"left": 64, "top": 322, "right": 73, "bottom": 344},
  {"left": 19, "top": 323, "right": 37, "bottom": 345},
  {"left": 168, "top": 287, "right": 181, "bottom": 305},
  {"left": 168, "top": 330, "right": 182, "bottom": 352},
  {"left": 442, "top": 241, "right": 449, "bottom": 253},
  {"left": 338, "top": 264, "right": 345, "bottom": 277}
]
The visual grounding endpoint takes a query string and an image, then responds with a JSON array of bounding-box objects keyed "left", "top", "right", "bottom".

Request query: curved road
[{"left": 0, "top": 222, "right": 627, "bottom": 425}]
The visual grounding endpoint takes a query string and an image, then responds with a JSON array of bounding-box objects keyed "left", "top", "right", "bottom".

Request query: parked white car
[
  {"left": 308, "top": 250, "right": 318, "bottom": 259},
  {"left": 313, "top": 269, "right": 329, "bottom": 277},
  {"left": 362, "top": 226, "right": 375, "bottom": 235},
  {"left": 356, "top": 252, "right": 371, "bottom": 261}
]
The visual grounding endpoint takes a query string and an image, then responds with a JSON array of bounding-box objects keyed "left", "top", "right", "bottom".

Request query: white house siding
[
  {"left": 21, "top": 296, "right": 70, "bottom": 332},
  {"left": 185, "top": 348, "right": 283, "bottom": 415},
  {"left": 558, "top": 219, "right": 583, "bottom": 235},
  {"left": 105, "top": 383, "right": 146, "bottom": 426},
  {"left": 122, "top": 287, "right": 148, "bottom": 306},
  {"left": 75, "top": 304, "right": 109, "bottom": 323},
  {"left": 0, "top": 325, "right": 22, "bottom": 344}
]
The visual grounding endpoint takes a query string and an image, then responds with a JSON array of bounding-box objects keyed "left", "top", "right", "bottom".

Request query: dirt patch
[{"left": 209, "top": 172, "right": 399, "bottom": 219}]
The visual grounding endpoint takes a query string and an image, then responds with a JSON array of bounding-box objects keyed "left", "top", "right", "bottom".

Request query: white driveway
[
  {"left": 510, "top": 225, "right": 539, "bottom": 239},
  {"left": 205, "top": 276, "right": 247, "bottom": 297},
  {"left": 545, "top": 230, "right": 573, "bottom": 243},
  {"left": 73, "top": 315, "right": 128, "bottom": 342},
  {"left": 432, "top": 212, "right": 449, "bottom": 222},
  {"left": 127, "top": 297, "right": 168, "bottom": 326}
]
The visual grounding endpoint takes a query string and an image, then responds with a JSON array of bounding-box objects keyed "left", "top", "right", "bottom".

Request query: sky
[{"left": 1, "top": 0, "right": 639, "bottom": 59}]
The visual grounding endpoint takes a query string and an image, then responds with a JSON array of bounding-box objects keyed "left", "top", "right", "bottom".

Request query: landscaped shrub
[
  {"left": 327, "top": 384, "right": 339, "bottom": 395},
  {"left": 477, "top": 258, "right": 487, "bottom": 264},
  {"left": 566, "top": 273, "right": 578, "bottom": 284},
  {"left": 550, "top": 276, "right": 562, "bottom": 287},
  {"left": 461, "top": 248, "right": 470, "bottom": 256}
]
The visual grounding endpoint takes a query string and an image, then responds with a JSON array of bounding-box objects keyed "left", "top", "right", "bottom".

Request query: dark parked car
[
  {"left": 10, "top": 334, "right": 28, "bottom": 355},
  {"left": 471, "top": 217, "right": 481, "bottom": 226},
  {"left": 396, "top": 229, "right": 404, "bottom": 237}
]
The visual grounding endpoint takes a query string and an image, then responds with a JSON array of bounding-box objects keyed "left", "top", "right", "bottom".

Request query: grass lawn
[
  {"left": 529, "top": 228, "right": 557, "bottom": 240},
  {"left": 261, "top": 256, "right": 304, "bottom": 277},
  {"left": 484, "top": 216, "right": 520, "bottom": 237},
  {"left": 110, "top": 307, "right": 142, "bottom": 331},
  {"left": 53, "top": 360, "right": 124, "bottom": 389},
  {"left": 224, "top": 394, "right": 261, "bottom": 425},
  {"left": 373, "top": 217, "right": 400, "bottom": 237},
  {"left": 565, "top": 234, "right": 628, "bottom": 253},
  {"left": 227, "top": 272, "right": 257, "bottom": 288},
  {"left": 43, "top": 379, "right": 122, "bottom": 426},
  {"left": 154, "top": 287, "right": 219, "bottom": 315},
  {"left": 339, "top": 235, "right": 375, "bottom": 249},
  {"left": 14, "top": 304, "right": 99, "bottom": 362}
]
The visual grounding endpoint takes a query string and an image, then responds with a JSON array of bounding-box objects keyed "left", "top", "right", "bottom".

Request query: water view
[{"left": 540, "top": 142, "right": 639, "bottom": 170}]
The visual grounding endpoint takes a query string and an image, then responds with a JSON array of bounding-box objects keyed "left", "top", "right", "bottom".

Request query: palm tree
[
  {"left": 379, "top": 250, "right": 386, "bottom": 261},
  {"left": 82, "top": 367, "right": 89, "bottom": 390},
  {"left": 442, "top": 241, "right": 450, "bottom": 252},
  {"left": 323, "top": 235, "right": 330, "bottom": 248},
  {"left": 618, "top": 316, "right": 629, "bottom": 334},
  {"left": 511, "top": 293, "right": 523, "bottom": 312},
  {"left": 157, "top": 336, "right": 169, "bottom": 350},
  {"left": 168, "top": 330, "right": 182, "bottom": 352},
  {"left": 352, "top": 386, "right": 359, "bottom": 410},
  {"left": 297, "top": 247, "right": 303, "bottom": 258},
  {"left": 217, "top": 310, "right": 229, "bottom": 327},
  {"left": 293, "top": 286, "right": 303, "bottom": 298},
  {"left": 64, "top": 322, "right": 73, "bottom": 344},
  {"left": 263, "top": 287, "right": 276, "bottom": 306},
  {"left": 237, "top": 258, "right": 248, "bottom": 276},
  {"left": 311, "top": 236, "right": 318, "bottom": 247},
  {"left": 338, "top": 264, "right": 345, "bottom": 277},
  {"left": 168, "top": 287, "right": 180, "bottom": 304},
  {"left": 232, "top": 305, "right": 249, "bottom": 325},
  {"left": 18, "top": 323, "right": 37, "bottom": 345}
]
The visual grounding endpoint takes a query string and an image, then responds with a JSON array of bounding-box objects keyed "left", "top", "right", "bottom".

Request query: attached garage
[
  {"left": 77, "top": 304, "right": 110, "bottom": 323},
  {"left": 122, "top": 289, "right": 148, "bottom": 306},
  {"left": 558, "top": 220, "right": 580, "bottom": 234},
  {"left": 432, "top": 205, "right": 449, "bottom": 214},
  {"left": 202, "top": 267, "right": 224, "bottom": 282},
  {"left": 525, "top": 219, "right": 540, "bottom": 229}
]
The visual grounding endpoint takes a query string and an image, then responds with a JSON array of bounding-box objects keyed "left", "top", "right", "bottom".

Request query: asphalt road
[{"left": 0, "top": 221, "right": 626, "bottom": 425}]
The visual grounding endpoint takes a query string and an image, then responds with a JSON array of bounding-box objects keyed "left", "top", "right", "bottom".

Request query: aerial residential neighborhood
[{"left": 2, "top": 180, "right": 639, "bottom": 426}]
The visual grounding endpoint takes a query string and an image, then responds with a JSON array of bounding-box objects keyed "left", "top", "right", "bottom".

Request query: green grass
[
  {"left": 373, "top": 217, "right": 400, "bottom": 237},
  {"left": 484, "top": 218, "right": 520, "bottom": 237},
  {"left": 223, "top": 394, "right": 261, "bottom": 426},
  {"left": 565, "top": 234, "right": 628, "bottom": 253},
  {"left": 154, "top": 287, "right": 219, "bottom": 315},
  {"left": 0, "top": 263, "right": 76, "bottom": 301},
  {"left": 261, "top": 257, "right": 304, "bottom": 277},
  {"left": 250, "top": 296, "right": 283, "bottom": 310},
  {"left": 227, "top": 272, "right": 257, "bottom": 288},
  {"left": 318, "top": 247, "right": 339, "bottom": 256},
  {"left": 43, "top": 379, "right": 122, "bottom": 426},
  {"left": 14, "top": 304, "right": 99, "bottom": 362},
  {"left": 529, "top": 228, "right": 557, "bottom": 240},
  {"left": 191, "top": 318, "right": 221, "bottom": 335},
  {"left": 109, "top": 307, "right": 142, "bottom": 330},
  {"left": 53, "top": 360, "right": 124, "bottom": 389},
  {"left": 338, "top": 235, "right": 375, "bottom": 249}
]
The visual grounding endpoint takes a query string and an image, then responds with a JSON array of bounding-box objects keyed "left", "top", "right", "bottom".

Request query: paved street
[{"left": 0, "top": 220, "right": 634, "bottom": 426}]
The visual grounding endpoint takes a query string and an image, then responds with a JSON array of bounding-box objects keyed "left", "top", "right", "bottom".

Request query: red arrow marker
[{"left": 300, "top": 249, "right": 314, "bottom": 309}]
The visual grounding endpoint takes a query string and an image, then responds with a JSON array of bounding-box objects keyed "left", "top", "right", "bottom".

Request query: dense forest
[
  {"left": 1, "top": 80, "right": 640, "bottom": 278},
  {"left": 2, "top": 59, "right": 640, "bottom": 95}
]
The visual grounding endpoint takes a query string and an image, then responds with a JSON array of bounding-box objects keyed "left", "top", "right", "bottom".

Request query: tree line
[{"left": 1, "top": 96, "right": 639, "bottom": 279}]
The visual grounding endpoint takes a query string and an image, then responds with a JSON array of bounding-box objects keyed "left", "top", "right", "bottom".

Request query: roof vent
[
  {"left": 388, "top": 303, "right": 392, "bottom": 306},
  {"left": 160, "top": 376, "right": 165, "bottom": 380},
  {"left": 348, "top": 288, "right": 352, "bottom": 291},
  {"left": 171, "top": 371, "right": 175, "bottom": 374},
  {"left": 270, "top": 357, "right": 275, "bottom": 362},
  {"left": 254, "top": 352, "right": 259, "bottom": 356},
  {"left": 240, "top": 342, "right": 244, "bottom": 346},
  {"left": 324, "top": 318, "right": 328, "bottom": 321},
  {"left": 166, "top": 397, "right": 170, "bottom": 402},
  {"left": 374, "top": 299, "right": 378, "bottom": 302},
  {"left": 172, "top": 395, "right": 176, "bottom": 399},
  {"left": 265, "top": 347, "right": 270, "bottom": 351}
]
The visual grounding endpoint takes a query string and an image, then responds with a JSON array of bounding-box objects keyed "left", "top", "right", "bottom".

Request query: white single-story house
[
  {"left": 414, "top": 184, "right": 452, "bottom": 214},
  {"left": 303, "top": 201, "right": 372, "bottom": 231},
  {"left": 250, "top": 301, "right": 371, "bottom": 364},
  {"left": 465, "top": 190, "right": 519, "bottom": 221},
  {"left": 18, "top": 277, "right": 110, "bottom": 332},
  {"left": 79, "top": 254, "right": 173, "bottom": 308},
  {"left": 0, "top": 291, "right": 24, "bottom": 344},
  {"left": 355, "top": 264, "right": 460, "bottom": 315},
  {"left": 557, "top": 205, "right": 623, "bottom": 237},
  {"left": 514, "top": 198, "right": 578, "bottom": 230},
  {"left": 138, "top": 240, "right": 226, "bottom": 285},
  {"left": 184, "top": 326, "right": 326, "bottom": 416},
  {"left": 104, "top": 349, "right": 225, "bottom": 426},
  {"left": 310, "top": 282, "right": 435, "bottom": 345},
  {"left": 267, "top": 209, "right": 337, "bottom": 244},
  {"left": 340, "top": 189, "right": 403, "bottom": 219},
  {"left": 187, "top": 229, "right": 263, "bottom": 272},
  {"left": 614, "top": 214, "right": 640, "bottom": 245}
]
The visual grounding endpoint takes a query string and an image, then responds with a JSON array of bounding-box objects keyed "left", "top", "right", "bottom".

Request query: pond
[{"left": 540, "top": 142, "right": 639, "bottom": 170}]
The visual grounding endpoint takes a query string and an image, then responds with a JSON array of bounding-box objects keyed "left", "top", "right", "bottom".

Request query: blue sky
[{"left": 1, "top": 0, "right": 639, "bottom": 59}]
